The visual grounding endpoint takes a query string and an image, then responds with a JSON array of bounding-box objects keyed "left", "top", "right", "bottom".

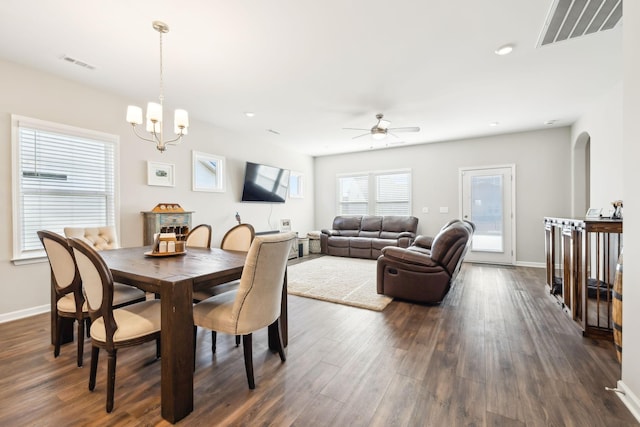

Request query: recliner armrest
[
  {"left": 380, "top": 246, "right": 439, "bottom": 268},
  {"left": 321, "top": 229, "right": 340, "bottom": 236},
  {"left": 412, "top": 235, "right": 434, "bottom": 249},
  {"left": 396, "top": 231, "right": 415, "bottom": 238}
]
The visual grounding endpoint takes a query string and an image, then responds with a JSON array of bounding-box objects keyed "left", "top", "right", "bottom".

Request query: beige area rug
[{"left": 287, "top": 256, "right": 393, "bottom": 311}]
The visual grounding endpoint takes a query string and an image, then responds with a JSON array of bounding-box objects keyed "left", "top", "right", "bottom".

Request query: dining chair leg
[
  {"left": 211, "top": 330, "right": 217, "bottom": 353},
  {"left": 270, "top": 318, "right": 286, "bottom": 362},
  {"left": 106, "top": 349, "right": 117, "bottom": 413},
  {"left": 242, "top": 334, "right": 255, "bottom": 389},
  {"left": 54, "top": 316, "right": 62, "bottom": 358},
  {"left": 77, "top": 318, "right": 85, "bottom": 367},
  {"left": 235, "top": 335, "right": 240, "bottom": 346},
  {"left": 155, "top": 337, "right": 161, "bottom": 359},
  {"left": 89, "top": 346, "right": 99, "bottom": 391}
]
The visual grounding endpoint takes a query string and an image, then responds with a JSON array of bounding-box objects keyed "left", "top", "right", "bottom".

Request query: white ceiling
[{"left": 0, "top": 0, "right": 623, "bottom": 156}]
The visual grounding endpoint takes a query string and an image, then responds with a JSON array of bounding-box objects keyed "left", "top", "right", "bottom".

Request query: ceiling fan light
[{"left": 372, "top": 132, "right": 386, "bottom": 140}]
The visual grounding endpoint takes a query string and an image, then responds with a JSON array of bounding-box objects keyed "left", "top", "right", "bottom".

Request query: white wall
[
  {"left": 0, "top": 59, "right": 314, "bottom": 319},
  {"left": 572, "top": 83, "right": 624, "bottom": 214},
  {"left": 620, "top": 0, "right": 640, "bottom": 417},
  {"left": 314, "top": 127, "right": 572, "bottom": 265}
]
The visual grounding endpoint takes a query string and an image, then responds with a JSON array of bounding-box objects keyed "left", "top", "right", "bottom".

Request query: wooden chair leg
[
  {"left": 242, "top": 334, "right": 255, "bottom": 389},
  {"left": 211, "top": 330, "right": 217, "bottom": 354},
  {"left": 54, "top": 315, "right": 62, "bottom": 358},
  {"left": 270, "top": 318, "right": 286, "bottom": 362},
  {"left": 89, "top": 346, "right": 99, "bottom": 391},
  {"left": 235, "top": 335, "right": 240, "bottom": 346},
  {"left": 77, "top": 318, "right": 85, "bottom": 367},
  {"left": 106, "top": 349, "right": 117, "bottom": 413},
  {"left": 156, "top": 337, "right": 161, "bottom": 359}
]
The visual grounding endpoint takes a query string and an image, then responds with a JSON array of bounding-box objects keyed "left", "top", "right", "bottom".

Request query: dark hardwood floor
[{"left": 0, "top": 262, "right": 637, "bottom": 426}]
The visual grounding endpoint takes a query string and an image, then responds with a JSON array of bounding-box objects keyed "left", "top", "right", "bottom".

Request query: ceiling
[{"left": 0, "top": 0, "right": 623, "bottom": 157}]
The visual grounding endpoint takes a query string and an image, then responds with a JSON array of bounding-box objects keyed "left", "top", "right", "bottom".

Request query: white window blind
[
  {"left": 337, "top": 169, "right": 411, "bottom": 216},
  {"left": 12, "top": 116, "right": 118, "bottom": 261}
]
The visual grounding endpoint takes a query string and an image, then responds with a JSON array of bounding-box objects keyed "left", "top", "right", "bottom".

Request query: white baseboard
[
  {"left": 515, "top": 261, "right": 545, "bottom": 268},
  {"left": 616, "top": 380, "right": 640, "bottom": 422},
  {"left": 0, "top": 304, "right": 50, "bottom": 324}
]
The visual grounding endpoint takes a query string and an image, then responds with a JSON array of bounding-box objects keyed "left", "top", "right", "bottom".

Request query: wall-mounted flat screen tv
[{"left": 241, "top": 161, "right": 290, "bottom": 203}]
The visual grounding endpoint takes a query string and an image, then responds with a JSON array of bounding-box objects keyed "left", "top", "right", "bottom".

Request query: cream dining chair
[
  {"left": 69, "top": 237, "right": 161, "bottom": 413},
  {"left": 185, "top": 224, "right": 212, "bottom": 249},
  {"left": 193, "top": 232, "right": 295, "bottom": 389},
  {"left": 38, "top": 231, "right": 146, "bottom": 367},
  {"left": 64, "top": 226, "right": 120, "bottom": 250}
]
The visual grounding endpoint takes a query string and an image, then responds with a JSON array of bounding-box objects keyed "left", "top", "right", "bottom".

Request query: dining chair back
[
  {"left": 185, "top": 224, "right": 212, "bottom": 248},
  {"left": 193, "top": 232, "right": 296, "bottom": 389},
  {"left": 221, "top": 223, "right": 255, "bottom": 251},
  {"left": 38, "top": 230, "right": 86, "bottom": 367},
  {"left": 68, "top": 237, "right": 161, "bottom": 413},
  {"left": 64, "top": 226, "right": 119, "bottom": 250}
]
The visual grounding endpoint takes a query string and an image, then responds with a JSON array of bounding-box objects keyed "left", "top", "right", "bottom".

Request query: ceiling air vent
[{"left": 538, "top": 0, "right": 622, "bottom": 47}]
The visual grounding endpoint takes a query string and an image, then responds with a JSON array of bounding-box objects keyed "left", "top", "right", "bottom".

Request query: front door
[{"left": 460, "top": 166, "right": 515, "bottom": 265}]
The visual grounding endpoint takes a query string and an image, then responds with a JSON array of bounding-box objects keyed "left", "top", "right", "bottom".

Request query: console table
[{"left": 544, "top": 217, "right": 622, "bottom": 339}]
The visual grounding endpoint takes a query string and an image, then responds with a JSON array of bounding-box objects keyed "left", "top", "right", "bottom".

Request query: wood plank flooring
[{"left": 0, "top": 262, "right": 637, "bottom": 426}]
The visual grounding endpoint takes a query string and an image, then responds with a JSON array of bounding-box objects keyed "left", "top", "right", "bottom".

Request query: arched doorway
[{"left": 573, "top": 132, "right": 591, "bottom": 217}]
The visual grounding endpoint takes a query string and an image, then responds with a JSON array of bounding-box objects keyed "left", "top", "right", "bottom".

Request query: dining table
[{"left": 95, "top": 246, "right": 289, "bottom": 423}]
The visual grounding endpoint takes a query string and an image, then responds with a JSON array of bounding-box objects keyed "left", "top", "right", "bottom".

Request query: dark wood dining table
[{"left": 96, "top": 246, "right": 289, "bottom": 423}]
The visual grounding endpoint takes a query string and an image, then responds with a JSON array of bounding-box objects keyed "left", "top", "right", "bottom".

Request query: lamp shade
[
  {"left": 174, "top": 109, "right": 189, "bottom": 128},
  {"left": 147, "top": 102, "right": 163, "bottom": 122},
  {"left": 126, "top": 105, "right": 143, "bottom": 125}
]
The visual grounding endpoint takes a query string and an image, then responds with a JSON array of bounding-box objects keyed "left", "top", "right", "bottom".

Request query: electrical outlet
[{"left": 422, "top": 207, "right": 429, "bottom": 213}]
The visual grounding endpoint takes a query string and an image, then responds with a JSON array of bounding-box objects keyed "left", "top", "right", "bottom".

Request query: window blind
[
  {"left": 13, "top": 116, "right": 117, "bottom": 260},
  {"left": 337, "top": 170, "right": 411, "bottom": 216}
]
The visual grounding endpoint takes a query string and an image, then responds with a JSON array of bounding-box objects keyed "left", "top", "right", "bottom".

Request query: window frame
[
  {"left": 336, "top": 168, "right": 412, "bottom": 216},
  {"left": 11, "top": 115, "right": 120, "bottom": 264}
]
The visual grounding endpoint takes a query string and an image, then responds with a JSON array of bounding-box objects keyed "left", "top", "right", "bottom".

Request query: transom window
[
  {"left": 337, "top": 169, "right": 411, "bottom": 216},
  {"left": 11, "top": 115, "right": 118, "bottom": 262}
]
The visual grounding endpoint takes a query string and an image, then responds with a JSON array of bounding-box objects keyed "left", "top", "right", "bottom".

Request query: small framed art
[{"left": 147, "top": 161, "right": 175, "bottom": 187}]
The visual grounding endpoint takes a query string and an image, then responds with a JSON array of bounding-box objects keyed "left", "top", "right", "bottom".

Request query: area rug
[{"left": 287, "top": 256, "right": 392, "bottom": 311}]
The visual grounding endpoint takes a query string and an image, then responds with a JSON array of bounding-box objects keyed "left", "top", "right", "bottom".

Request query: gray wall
[
  {"left": 0, "top": 59, "right": 314, "bottom": 319},
  {"left": 314, "top": 127, "right": 572, "bottom": 265}
]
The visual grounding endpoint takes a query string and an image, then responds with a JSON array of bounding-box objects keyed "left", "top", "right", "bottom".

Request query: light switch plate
[{"left": 439, "top": 207, "right": 449, "bottom": 213}]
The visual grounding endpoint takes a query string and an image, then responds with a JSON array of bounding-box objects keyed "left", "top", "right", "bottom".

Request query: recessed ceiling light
[
  {"left": 494, "top": 44, "right": 514, "bottom": 56},
  {"left": 244, "top": 112, "right": 255, "bottom": 118},
  {"left": 490, "top": 122, "right": 500, "bottom": 127},
  {"left": 544, "top": 119, "right": 557, "bottom": 125}
]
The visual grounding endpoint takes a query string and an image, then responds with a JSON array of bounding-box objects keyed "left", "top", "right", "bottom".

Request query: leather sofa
[
  {"left": 376, "top": 219, "right": 474, "bottom": 304},
  {"left": 320, "top": 215, "right": 418, "bottom": 260}
]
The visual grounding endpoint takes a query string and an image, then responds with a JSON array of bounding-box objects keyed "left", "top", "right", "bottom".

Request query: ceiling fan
[{"left": 343, "top": 113, "right": 420, "bottom": 140}]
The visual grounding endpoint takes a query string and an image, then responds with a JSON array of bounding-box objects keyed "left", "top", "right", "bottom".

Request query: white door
[{"left": 460, "top": 166, "right": 515, "bottom": 265}]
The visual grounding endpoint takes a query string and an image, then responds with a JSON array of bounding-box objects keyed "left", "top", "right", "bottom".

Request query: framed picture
[
  {"left": 280, "top": 219, "right": 291, "bottom": 232},
  {"left": 147, "top": 161, "right": 175, "bottom": 187},
  {"left": 192, "top": 151, "right": 225, "bottom": 192},
  {"left": 289, "top": 171, "right": 304, "bottom": 198},
  {"left": 585, "top": 208, "right": 602, "bottom": 218}
]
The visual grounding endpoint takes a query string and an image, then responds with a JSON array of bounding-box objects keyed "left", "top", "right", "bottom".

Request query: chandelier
[{"left": 126, "top": 21, "right": 189, "bottom": 152}]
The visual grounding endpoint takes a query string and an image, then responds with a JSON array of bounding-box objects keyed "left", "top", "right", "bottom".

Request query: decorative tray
[{"left": 144, "top": 250, "right": 187, "bottom": 257}]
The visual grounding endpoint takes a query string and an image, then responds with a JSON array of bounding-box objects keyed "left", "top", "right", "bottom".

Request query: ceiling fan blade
[
  {"left": 377, "top": 119, "right": 391, "bottom": 130},
  {"left": 352, "top": 133, "right": 371, "bottom": 139},
  {"left": 343, "top": 127, "right": 370, "bottom": 131},
  {"left": 388, "top": 126, "right": 420, "bottom": 133}
]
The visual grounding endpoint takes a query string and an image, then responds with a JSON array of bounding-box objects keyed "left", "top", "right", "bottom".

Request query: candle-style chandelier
[{"left": 126, "top": 21, "right": 189, "bottom": 152}]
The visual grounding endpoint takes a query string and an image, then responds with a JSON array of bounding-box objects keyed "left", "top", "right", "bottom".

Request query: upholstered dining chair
[
  {"left": 192, "top": 223, "right": 255, "bottom": 303},
  {"left": 193, "top": 232, "right": 295, "bottom": 389},
  {"left": 68, "top": 237, "right": 161, "bottom": 413},
  {"left": 185, "top": 224, "right": 212, "bottom": 249},
  {"left": 38, "top": 231, "right": 146, "bottom": 367},
  {"left": 64, "top": 226, "right": 119, "bottom": 250}
]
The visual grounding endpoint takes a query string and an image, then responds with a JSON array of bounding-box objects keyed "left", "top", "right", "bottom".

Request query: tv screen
[{"left": 241, "top": 162, "right": 290, "bottom": 203}]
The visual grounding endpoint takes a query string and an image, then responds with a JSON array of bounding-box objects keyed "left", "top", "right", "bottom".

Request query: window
[
  {"left": 337, "top": 169, "right": 411, "bottom": 216},
  {"left": 11, "top": 115, "right": 118, "bottom": 262}
]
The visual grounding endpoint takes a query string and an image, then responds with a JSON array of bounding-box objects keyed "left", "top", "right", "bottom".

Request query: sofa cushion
[
  {"left": 371, "top": 238, "right": 398, "bottom": 250},
  {"left": 382, "top": 216, "right": 418, "bottom": 233},
  {"left": 359, "top": 230, "right": 380, "bottom": 238},
  {"left": 333, "top": 216, "right": 362, "bottom": 231},
  {"left": 361, "top": 216, "right": 382, "bottom": 231},
  {"left": 350, "top": 237, "right": 372, "bottom": 249},
  {"left": 327, "top": 236, "right": 350, "bottom": 248}
]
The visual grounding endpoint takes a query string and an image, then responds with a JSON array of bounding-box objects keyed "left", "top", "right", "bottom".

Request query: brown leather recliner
[{"left": 376, "top": 220, "right": 473, "bottom": 304}]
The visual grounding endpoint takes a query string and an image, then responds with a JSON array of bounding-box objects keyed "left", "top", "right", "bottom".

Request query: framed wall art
[
  {"left": 192, "top": 151, "right": 225, "bottom": 192},
  {"left": 147, "top": 161, "right": 175, "bottom": 187}
]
